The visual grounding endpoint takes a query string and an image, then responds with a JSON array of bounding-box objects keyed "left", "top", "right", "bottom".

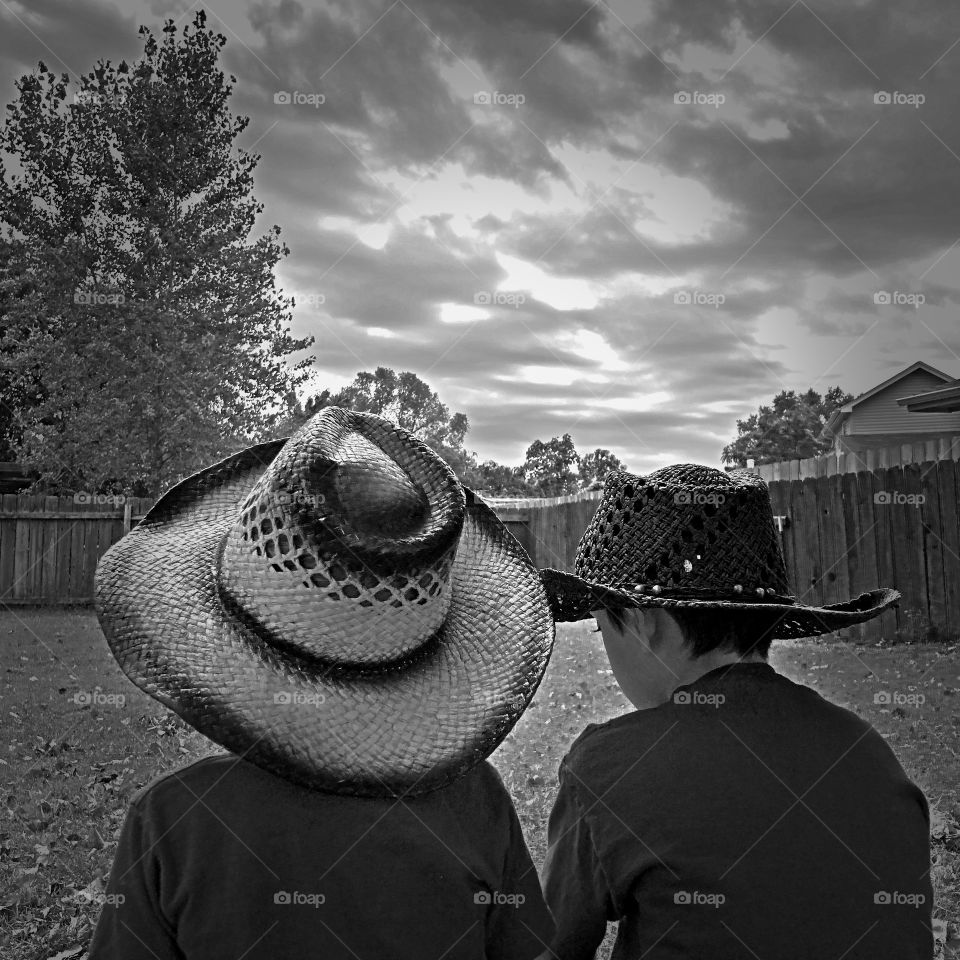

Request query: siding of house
[{"left": 845, "top": 369, "right": 960, "bottom": 435}]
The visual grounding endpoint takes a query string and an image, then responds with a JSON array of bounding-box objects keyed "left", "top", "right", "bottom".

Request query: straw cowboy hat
[
  {"left": 541, "top": 464, "right": 899, "bottom": 638},
  {"left": 94, "top": 407, "right": 554, "bottom": 798}
]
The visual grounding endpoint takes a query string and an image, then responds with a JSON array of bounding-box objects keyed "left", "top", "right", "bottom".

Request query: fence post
[{"left": 123, "top": 501, "right": 133, "bottom": 534}]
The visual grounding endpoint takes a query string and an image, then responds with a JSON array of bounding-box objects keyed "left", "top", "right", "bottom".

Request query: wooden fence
[
  {"left": 0, "top": 496, "right": 153, "bottom": 605},
  {"left": 752, "top": 435, "right": 960, "bottom": 481},
  {"left": 1, "top": 469, "right": 958, "bottom": 644}
]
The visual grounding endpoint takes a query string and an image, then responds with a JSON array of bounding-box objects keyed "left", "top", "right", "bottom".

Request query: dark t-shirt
[
  {"left": 87, "top": 753, "right": 553, "bottom": 960},
  {"left": 543, "top": 662, "right": 933, "bottom": 960}
]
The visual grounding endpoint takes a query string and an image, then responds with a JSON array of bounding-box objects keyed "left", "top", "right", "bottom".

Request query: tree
[
  {"left": 289, "top": 368, "right": 475, "bottom": 479},
  {"left": 523, "top": 434, "right": 580, "bottom": 496},
  {"left": 579, "top": 448, "right": 624, "bottom": 489},
  {"left": 721, "top": 387, "right": 852, "bottom": 466},
  {"left": 473, "top": 460, "right": 534, "bottom": 497},
  {"left": 0, "top": 11, "right": 314, "bottom": 495},
  {"left": 0, "top": 238, "right": 45, "bottom": 462}
]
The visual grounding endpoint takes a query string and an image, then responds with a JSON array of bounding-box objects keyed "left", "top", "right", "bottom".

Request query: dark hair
[{"left": 595, "top": 603, "right": 775, "bottom": 659}]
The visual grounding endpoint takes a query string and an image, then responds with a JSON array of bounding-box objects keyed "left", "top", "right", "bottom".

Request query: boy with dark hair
[
  {"left": 89, "top": 407, "right": 555, "bottom": 960},
  {"left": 539, "top": 464, "right": 933, "bottom": 960}
]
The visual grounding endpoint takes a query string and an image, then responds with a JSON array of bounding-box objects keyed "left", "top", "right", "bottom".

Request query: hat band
[{"left": 627, "top": 583, "right": 796, "bottom": 604}]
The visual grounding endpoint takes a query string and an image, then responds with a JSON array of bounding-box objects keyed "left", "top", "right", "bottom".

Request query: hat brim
[
  {"left": 540, "top": 568, "right": 900, "bottom": 639},
  {"left": 95, "top": 441, "right": 554, "bottom": 798}
]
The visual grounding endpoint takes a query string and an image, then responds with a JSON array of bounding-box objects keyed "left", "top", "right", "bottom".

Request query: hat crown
[
  {"left": 575, "top": 464, "right": 789, "bottom": 597},
  {"left": 217, "top": 407, "right": 465, "bottom": 666}
]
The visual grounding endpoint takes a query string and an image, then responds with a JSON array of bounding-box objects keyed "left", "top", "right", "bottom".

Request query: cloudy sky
[{"left": 3, "top": 0, "right": 960, "bottom": 472}]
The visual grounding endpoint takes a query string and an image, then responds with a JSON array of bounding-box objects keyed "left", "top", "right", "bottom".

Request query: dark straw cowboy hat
[
  {"left": 95, "top": 407, "right": 554, "bottom": 798},
  {"left": 541, "top": 464, "right": 899, "bottom": 638}
]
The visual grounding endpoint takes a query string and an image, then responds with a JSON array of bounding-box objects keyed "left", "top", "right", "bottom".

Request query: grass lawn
[{"left": 1, "top": 608, "right": 958, "bottom": 959}]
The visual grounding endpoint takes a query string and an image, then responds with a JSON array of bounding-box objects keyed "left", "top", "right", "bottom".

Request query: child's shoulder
[{"left": 561, "top": 709, "right": 673, "bottom": 779}]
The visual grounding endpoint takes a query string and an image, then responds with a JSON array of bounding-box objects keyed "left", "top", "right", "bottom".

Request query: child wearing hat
[
  {"left": 88, "top": 408, "right": 555, "bottom": 960},
  {"left": 538, "top": 465, "right": 933, "bottom": 960}
]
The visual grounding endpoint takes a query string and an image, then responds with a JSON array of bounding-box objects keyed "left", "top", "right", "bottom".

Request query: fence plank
[
  {"left": 787, "top": 479, "right": 820, "bottom": 604},
  {"left": 935, "top": 460, "right": 960, "bottom": 641},
  {"left": 918, "top": 460, "right": 948, "bottom": 641},
  {"left": 871, "top": 467, "right": 900, "bottom": 636},
  {"left": 845, "top": 471, "right": 881, "bottom": 642},
  {"left": 813, "top": 475, "right": 842, "bottom": 609}
]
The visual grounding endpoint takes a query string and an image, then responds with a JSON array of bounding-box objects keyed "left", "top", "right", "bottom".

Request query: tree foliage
[
  {"left": 523, "top": 434, "right": 581, "bottom": 496},
  {"left": 579, "top": 448, "right": 624, "bottom": 488},
  {"left": 0, "top": 11, "right": 313, "bottom": 494},
  {"left": 721, "top": 387, "right": 852, "bottom": 466}
]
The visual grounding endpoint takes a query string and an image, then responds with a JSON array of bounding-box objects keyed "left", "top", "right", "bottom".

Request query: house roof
[
  {"left": 897, "top": 377, "right": 960, "bottom": 412},
  {"left": 823, "top": 361, "right": 955, "bottom": 437}
]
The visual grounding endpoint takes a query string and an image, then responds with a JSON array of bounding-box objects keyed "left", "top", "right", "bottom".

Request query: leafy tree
[
  {"left": 0, "top": 238, "right": 45, "bottom": 462},
  {"left": 579, "top": 447, "right": 624, "bottom": 489},
  {"left": 0, "top": 11, "right": 314, "bottom": 495},
  {"left": 288, "top": 368, "right": 474, "bottom": 477},
  {"left": 524, "top": 434, "right": 580, "bottom": 496},
  {"left": 473, "top": 460, "right": 533, "bottom": 497},
  {"left": 721, "top": 387, "right": 852, "bottom": 466}
]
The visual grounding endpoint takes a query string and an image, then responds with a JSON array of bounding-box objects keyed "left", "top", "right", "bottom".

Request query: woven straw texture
[
  {"left": 94, "top": 409, "right": 554, "bottom": 798},
  {"left": 541, "top": 464, "right": 899, "bottom": 637}
]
